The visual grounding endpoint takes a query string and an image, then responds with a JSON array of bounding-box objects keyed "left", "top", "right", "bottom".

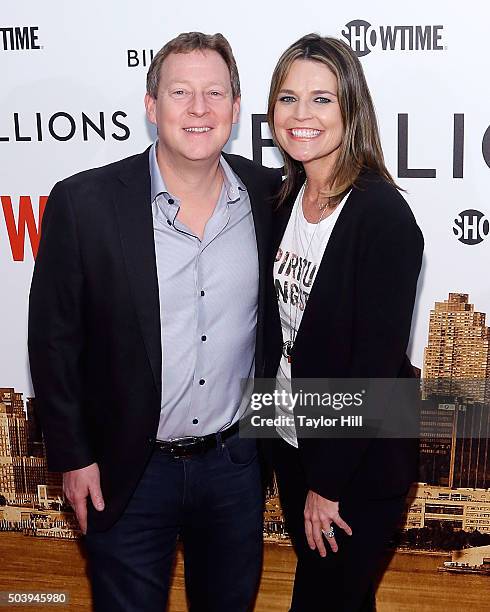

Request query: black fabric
[
  {"left": 267, "top": 437, "right": 407, "bottom": 612},
  {"left": 28, "top": 148, "right": 282, "bottom": 532},
  {"left": 263, "top": 170, "right": 424, "bottom": 502}
]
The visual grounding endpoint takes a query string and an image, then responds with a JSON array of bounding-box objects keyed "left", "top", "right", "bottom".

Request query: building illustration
[
  {"left": 1, "top": 293, "right": 489, "bottom": 552},
  {"left": 424, "top": 293, "right": 490, "bottom": 380},
  {"left": 420, "top": 293, "right": 490, "bottom": 492},
  {"left": 0, "top": 388, "right": 77, "bottom": 538}
]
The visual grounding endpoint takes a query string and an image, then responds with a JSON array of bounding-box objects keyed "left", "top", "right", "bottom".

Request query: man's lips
[{"left": 288, "top": 128, "right": 322, "bottom": 139}]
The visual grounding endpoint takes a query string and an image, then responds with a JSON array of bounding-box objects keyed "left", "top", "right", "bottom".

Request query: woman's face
[{"left": 273, "top": 59, "right": 343, "bottom": 170}]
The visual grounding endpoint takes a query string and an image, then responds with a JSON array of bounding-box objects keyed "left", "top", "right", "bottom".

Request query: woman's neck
[{"left": 302, "top": 156, "right": 336, "bottom": 201}]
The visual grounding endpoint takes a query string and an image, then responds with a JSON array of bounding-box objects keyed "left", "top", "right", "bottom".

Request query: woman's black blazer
[{"left": 264, "top": 169, "right": 424, "bottom": 502}]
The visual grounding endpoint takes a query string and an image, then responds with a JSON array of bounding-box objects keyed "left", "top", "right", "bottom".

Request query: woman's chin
[{"left": 284, "top": 150, "right": 315, "bottom": 164}]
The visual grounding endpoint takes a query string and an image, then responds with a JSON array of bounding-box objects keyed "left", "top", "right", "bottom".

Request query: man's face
[{"left": 145, "top": 49, "right": 240, "bottom": 164}]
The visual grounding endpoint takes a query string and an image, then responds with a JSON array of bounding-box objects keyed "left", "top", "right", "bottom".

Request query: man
[{"left": 28, "top": 32, "right": 281, "bottom": 611}]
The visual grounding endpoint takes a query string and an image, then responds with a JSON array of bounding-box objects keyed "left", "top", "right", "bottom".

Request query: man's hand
[
  {"left": 304, "top": 490, "right": 352, "bottom": 557},
  {"left": 63, "top": 463, "right": 105, "bottom": 535}
]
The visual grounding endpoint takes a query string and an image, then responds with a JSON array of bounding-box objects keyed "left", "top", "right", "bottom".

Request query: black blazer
[
  {"left": 28, "top": 148, "right": 281, "bottom": 532},
  {"left": 264, "top": 170, "right": 424, "bottom": 502}
]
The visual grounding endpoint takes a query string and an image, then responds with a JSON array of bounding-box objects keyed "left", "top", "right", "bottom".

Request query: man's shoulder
[
  {"left": 58, "top": 148, "right": 149, "bottom": 193},
  {"left": 222, "top": 152, "right": 282, "bottom": 184}
]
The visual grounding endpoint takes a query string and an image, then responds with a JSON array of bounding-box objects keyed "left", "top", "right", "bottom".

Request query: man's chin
[
  {"left": 157, "top": 141, "right": 227, "bottom": 166},
  {"left": 180, "top": 149, "right": 226, "bottom": 164}
]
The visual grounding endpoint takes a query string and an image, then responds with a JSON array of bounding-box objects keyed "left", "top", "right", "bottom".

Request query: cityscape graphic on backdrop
[{"left": 1, "top": 293, "right": 489, "bottom": 569}]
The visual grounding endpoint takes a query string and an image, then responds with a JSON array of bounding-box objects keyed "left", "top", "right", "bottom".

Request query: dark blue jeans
[{"left": 84, "top": 433, "right": 263, "bottom": 612}]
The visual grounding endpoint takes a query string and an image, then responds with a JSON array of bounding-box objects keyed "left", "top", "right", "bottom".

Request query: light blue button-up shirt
[{"left": 149, "top": 143, "right": 259, "bottom": 440}]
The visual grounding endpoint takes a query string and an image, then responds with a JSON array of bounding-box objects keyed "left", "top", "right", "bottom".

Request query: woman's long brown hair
[{"left": 267, "top": 33, "right": 399, "bottom": 206}]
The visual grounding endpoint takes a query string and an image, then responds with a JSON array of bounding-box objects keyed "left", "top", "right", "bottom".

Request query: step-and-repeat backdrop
[
  {"left": 1, "top": 0, "right": 489, "bottom": 596},
  {"left": 2, "top": 1, "right": 489, "bottom": 390}
]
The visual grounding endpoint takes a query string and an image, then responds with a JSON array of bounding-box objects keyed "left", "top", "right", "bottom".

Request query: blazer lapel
[
  {"left": 293, "top": 188, "right": 355, "bottom": 354},
  {"left": 114, "top": 150, "right": 162, "bottom": 400}
]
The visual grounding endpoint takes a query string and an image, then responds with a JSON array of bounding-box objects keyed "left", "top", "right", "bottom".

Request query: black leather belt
[{"left": 154, "top": 421, "right": 240, "bottom": 458}]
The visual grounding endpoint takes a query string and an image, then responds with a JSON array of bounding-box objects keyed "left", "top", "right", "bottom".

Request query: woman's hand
[{"left": 304, "top": 490, "right": 352, "bottom": 556}]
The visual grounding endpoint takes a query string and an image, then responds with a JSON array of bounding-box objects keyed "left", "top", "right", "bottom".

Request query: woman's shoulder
[{"left": 349, "top": 169, "right": 417, "bottom": 228}]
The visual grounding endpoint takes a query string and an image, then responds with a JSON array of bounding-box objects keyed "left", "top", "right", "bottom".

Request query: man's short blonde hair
[{"left": 146, "top": 32, "right": 241, "bottom": 99}]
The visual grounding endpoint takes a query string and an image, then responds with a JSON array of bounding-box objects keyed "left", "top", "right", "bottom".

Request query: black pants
[
  {"left": 84, "top": 433, "right": 263, "bottom": 612},
  {"left": 268, "top": 437, "right": 407, "bottom": 612}
]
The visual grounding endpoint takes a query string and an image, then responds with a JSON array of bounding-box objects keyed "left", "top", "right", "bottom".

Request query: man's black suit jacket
[
  {"left": 264, "top": 170, "right": 424, "bottom": 503},
  {"left": 28, "top": 148, "right": 281, "bottom": 532}
]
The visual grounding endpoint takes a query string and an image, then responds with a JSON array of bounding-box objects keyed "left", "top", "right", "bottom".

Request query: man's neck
[{"left": 156, "top": 144, "right": 222, "bottom": 200}]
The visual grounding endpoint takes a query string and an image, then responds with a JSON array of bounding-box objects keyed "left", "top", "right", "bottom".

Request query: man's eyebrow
[{"left": 165, "top": 79, "right": 229, "bottom": 88}]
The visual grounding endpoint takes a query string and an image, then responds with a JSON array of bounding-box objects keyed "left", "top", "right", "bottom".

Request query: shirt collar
[
  {"left": 149, "top": 141, "right": 171, "bottom": 203},
  {"left": 149, "top": 141, "right": 246, "bottom": 205},
  {"left": 220, "top": 154, "right": 246, "bottom": 203}
]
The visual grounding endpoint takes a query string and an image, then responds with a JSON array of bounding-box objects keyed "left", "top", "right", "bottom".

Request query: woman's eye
[
  {"left": 278, "top": 96, "right": 296, "bottom": 103},
  {"left": 314, "top": 97, "right": 331, "bottom": 104}
]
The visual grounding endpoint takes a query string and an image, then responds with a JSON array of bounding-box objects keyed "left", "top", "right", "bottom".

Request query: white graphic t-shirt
[{"left": 273, "top": 185, "right": 350, "bottom": 447}]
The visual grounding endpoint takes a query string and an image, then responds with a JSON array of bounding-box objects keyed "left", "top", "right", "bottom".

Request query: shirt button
[
  {"left": 192, "top": 418, "right": 199, "bottom": 425},
  {"left": 168, "top": 198, "right": 175, "bottom": 205},
  {"left": 199, "top": 379, "right": 205, "bottom": 385},
  {"left": 167, "top": 219, "right": 172, "bottom": 226},
  {"left": 201, "top": 335, "right": 207, "bottom": 342},
  {"left": 200, "top": 290, "right": 205, "bottom": 296}
]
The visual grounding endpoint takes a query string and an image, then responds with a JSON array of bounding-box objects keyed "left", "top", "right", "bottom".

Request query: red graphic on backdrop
[{"left": 1, "top": 195, "right": 47, "bottom": 261}]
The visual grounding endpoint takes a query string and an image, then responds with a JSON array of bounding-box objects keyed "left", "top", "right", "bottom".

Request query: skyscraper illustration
[
  {"left": 423, "top": 293, "right": 490, "bottom": 401},
  {"left": 420, "top": 294, "right": 490, "bottom": 490}
]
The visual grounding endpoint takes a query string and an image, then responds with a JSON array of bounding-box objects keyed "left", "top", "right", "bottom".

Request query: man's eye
[
  {"left": 278, "top": 96, "right": 296, "bottom": 103},
  {"left": 209, "top": 91, "right": 223, "bottom": 97},
  {"left": 172, "top": 90, "right": 186, "bottom": 96}
]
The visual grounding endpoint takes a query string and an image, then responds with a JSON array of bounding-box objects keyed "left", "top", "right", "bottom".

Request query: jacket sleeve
[
  {"left": 349, "top": 214, "right": 424, "bottom": 378},
  {"left": 298, "top": 209, "right": 424, "bottom": 501},
  {"left": 28, "top": 180, "right": 95, "bottom": 472}
]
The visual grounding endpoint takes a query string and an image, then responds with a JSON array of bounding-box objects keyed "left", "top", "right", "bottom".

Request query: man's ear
[
  {"left": 144, "top": 93, "right": 157, "bottom": 125},
  {"left": 232, "top": 96, "right": 241, "bottom": 125}
]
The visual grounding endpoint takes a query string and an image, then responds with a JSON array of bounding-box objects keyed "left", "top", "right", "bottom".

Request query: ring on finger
[{"left": 322, "top": 526, "right": 335, "bottom": 539}]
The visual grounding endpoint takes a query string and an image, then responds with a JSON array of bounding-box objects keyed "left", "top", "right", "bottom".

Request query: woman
[{"left": 264, "top": 34, "right": 424, "bottom": 611}]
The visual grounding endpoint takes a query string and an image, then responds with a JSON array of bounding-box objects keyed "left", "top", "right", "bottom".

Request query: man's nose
[{"left": 188, "top": 92, "right": 208, "bottom": 116}]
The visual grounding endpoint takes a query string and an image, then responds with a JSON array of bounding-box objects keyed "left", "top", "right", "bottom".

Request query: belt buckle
[
  {"left": 171, "top": 436, "right": 200, "bottom": 458},
  {"left": 173, "top": 436, "right": 198, "bottom": 448}
]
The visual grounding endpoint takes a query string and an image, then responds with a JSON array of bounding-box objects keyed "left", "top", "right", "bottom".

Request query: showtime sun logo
[
  {"left": 453, "top": 210, "right": 489, "bottom": 246},
  {"left": 341, "top": 19, "right": 446, "bottom": 57}
]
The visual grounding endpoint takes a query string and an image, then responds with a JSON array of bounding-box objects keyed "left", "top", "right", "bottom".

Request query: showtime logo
[
  {"left": 0, "top": 26, "right": 42, "bottom": 51},
  {"left": 453, "top": 210, "right": 489, "bottom": 245},
  {"left": 1, "top": 195, "right": 47, "bottom": 261},
  {"left": 341, "top": 20, "right": 445, "bottom": 57}
]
